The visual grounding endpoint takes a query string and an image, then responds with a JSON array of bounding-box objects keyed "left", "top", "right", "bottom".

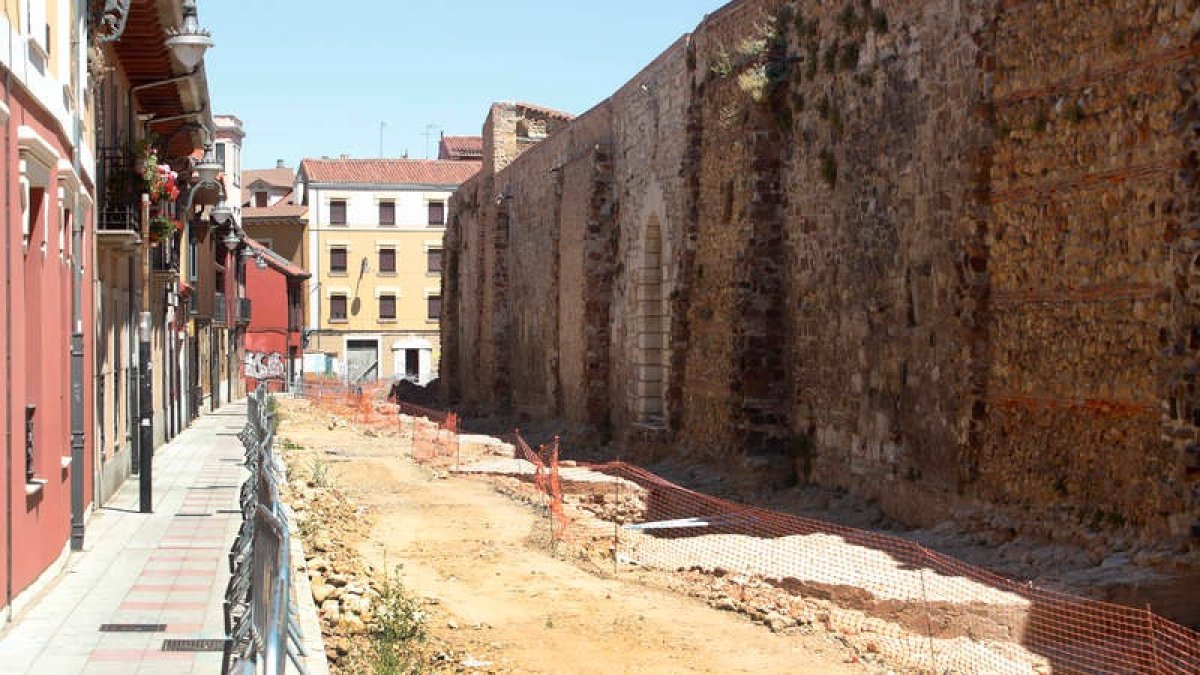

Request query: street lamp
[
  {"left": 210, "top": 200, "right": 234, "bottom": 227},
  {"left": 222, "top": 229, "right": 240, "bottom": 252},
  {"left": 165, "top": 0, "right": 213, "bottom": 70}
]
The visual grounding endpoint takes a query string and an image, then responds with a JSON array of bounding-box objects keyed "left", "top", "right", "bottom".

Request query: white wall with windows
[{"left": 306, "top": 186, "right": 452, "bottom": 229}]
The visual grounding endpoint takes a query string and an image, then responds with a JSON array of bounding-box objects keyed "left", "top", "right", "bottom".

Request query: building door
[
  {"left": 404, "top": 349, "right": 419, "bottom": 380},
  {"left": 345, "top": 339, "right": 378, "bottom": 383}
]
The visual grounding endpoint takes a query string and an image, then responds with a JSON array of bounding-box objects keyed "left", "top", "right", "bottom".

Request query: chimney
[
  {"left": 276, "top": 159, "right": 285, "bottom": 169},
  {"left": 340, "top": 153, "right": 349, "bottom": 160}
]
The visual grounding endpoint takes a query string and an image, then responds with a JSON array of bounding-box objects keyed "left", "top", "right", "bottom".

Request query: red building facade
[
  {"left": 1, "top": 71, "right": 96, "bottom": 615},
  {"left": 242, "top": 239, "right": 308, "bottom": 393}
]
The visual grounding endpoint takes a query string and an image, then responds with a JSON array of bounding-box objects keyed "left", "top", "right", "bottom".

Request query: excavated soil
[{"left": 275, "top": 397, "right": 872, "bottom": 674}]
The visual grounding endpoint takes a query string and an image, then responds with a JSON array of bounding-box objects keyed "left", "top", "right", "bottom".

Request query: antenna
[{"left": 423, "top": 123, "right": 440, "bottom": 159}]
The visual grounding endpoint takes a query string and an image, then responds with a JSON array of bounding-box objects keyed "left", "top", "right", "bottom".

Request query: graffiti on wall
[{"left": 245, "top": 351, "right": 286, "bottom": 380}]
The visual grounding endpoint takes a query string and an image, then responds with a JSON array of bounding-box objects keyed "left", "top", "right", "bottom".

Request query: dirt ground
[{"left": 276, "top": 398, "right": 872, "bottom": 674}]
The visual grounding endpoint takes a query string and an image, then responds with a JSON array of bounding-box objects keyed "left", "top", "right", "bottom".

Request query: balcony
[
  {"left": 98, "top": 147, "right": 141, "bottom": 233},
  {"left": 214, "top": 292, "right": 227, "bottom": 327},
  {"left": 150, "top": 240, "right": 179, "bottom": 276},
  {"left": 237, "top": 298, "right": 251, "bottom": 324}
]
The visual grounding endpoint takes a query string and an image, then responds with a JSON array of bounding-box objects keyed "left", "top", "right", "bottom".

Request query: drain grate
[
  {"left": 162, "top": 638, "right": 229, "bottom": 652},
  {"left": 215, "top": 508, "right": 242, "bottom": 514},
  {"left": 100, "top": 623, "right": 166, "bottom": 632},
  {"left": 175, "top": 512, "right": 211, "bottom": 517}
]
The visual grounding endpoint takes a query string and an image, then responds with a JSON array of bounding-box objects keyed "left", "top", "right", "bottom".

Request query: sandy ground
[{"left": 276, "top": 399, "right": 870, "bottom": 674}]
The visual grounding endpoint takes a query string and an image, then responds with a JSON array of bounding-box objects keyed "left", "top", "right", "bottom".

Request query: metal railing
[
  {"left": 224, "top": 385, "right": 308, "bottom": 674},
  {"left": 98, "top": 147, "right": 140, "bottom": 232},
  {"left": 151, "top": 240, "right": 179, "bottom": 273}
]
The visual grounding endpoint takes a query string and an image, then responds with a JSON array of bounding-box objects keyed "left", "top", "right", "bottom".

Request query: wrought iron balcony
[
  {"left": 98, "top": 147, "right": 141, "bottom": 233},
  {"left": 237, "top": 298, "right": 252, "bottom": 324},
  {"left": 214, "top": 292, "right": 227, "bottom": 326},
  {"left": 150, "top": 240, "right": 180, "bottom": 274}
]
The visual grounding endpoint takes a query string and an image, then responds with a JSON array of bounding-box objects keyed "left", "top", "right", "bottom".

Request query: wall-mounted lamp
[
  {"left": 222, "top": 230, "right": 240, "bottom": 252},
  {"left": 255, "top": 254, "right": 268, "bottom": 270},
  {"left": 209, "top": 201, "right": 233, "bottom": 227},
  {"left": 194, "top": 144, "right": 222, "bottom": 184},
  {"left": 165, "top": 0, "right": 213, "bottom": 70}
]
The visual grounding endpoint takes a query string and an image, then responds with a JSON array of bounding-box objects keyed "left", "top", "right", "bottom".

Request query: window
[
  {"left": 25, "top": 186, "right": 45, "bottom": 250},
  {"left": 379, "top": 200, "right": 395, "bottom": 226},
  {"left": 330, "top": 199, "right": 347, "bottom": 225},
  {"left": 427, "top": 248, "right": 443, "bottom": 274},
  {"left": 215, "top": 143, "right": 226, "bottom": 171},
  {"left": 379, "top": 248, "right": 396, "bottom": 274},
  {"left": 427, "top": 201, "right": 445, "bottom": 226},
  {"left": 427, "top": 295, "right": 442, "bottom": 321},
  {"left": 188, "top": 240, "right": 198, "bottom": 282},
  {"left": 330, "top": 247, "right": 347, "bottom": 274},
  {"left": 255, "top": 191, "right": 268, "bottom": 207},
  {"left": 379, "top": 294, "right": 396, "bottom": 321},
  {"left": 329, "top": 295, "right": 347, "bottom": 321}
]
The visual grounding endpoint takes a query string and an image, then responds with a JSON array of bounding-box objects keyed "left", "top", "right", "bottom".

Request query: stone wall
[{"left": 443, "top": 0, "right": 1200, "bottom": 547}]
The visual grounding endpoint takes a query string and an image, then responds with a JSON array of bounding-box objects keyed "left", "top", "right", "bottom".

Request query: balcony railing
[
  {"left": 98, "top": 147, "right": 141, "bottom": 233},
  {"left": 150, "top": 240, "right": 179, "bottom": 274},
  {"left": 237, "top": 298, "right": 252, "bottom": 324},
  {"left": 214, "top": 292, "right": 227, "bottom": 326}
]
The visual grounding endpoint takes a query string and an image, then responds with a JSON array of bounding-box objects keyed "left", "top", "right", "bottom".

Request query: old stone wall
[
  {"left": 976, "top": 1, "right": 1199, "bottom": 539},
  {"left": 443, "top": 0, "right": 1200, "bottom": 546}
]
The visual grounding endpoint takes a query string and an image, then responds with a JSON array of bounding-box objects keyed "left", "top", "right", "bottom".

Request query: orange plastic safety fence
[
  {"left": 578, "top": 461, "right": 1200, "bottom": 675},
  {"left": 296, "top": 392, "right": 1200, "bottom": 674},
  {"left": 395, "top": 400, "right": 459, "bottom": 465}
]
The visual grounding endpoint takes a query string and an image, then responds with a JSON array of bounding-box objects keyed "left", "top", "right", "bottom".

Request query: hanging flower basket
[{"left": 149, "top": 214, "right": 175, "bottom": 242}]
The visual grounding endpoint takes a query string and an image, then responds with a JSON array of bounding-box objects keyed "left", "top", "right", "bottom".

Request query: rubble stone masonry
[{"left": 443, "top": 0, "right": 1200, "bottom": 548}]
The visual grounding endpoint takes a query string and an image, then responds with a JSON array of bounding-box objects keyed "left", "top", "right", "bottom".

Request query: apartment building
[{"left": 297, "top": 157, "right": 479, "bottom": 384}]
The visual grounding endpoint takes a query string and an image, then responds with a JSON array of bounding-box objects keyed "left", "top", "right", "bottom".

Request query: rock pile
[
  {"left": 284, "top": 468, "right": 383, "bottom": 669},
  {"left": 661, "top": 569, "right": 1050, "bottom": 674},
  {"left": 561, "top": 480, "right": 647, "bottom": 524}
]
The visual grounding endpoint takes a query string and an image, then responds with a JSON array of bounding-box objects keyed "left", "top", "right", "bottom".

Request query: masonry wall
[{"left": 444, "top": 0, "right": 1200, "bottom": 546}]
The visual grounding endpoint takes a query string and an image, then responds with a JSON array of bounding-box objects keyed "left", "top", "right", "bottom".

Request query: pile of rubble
[
  {"left": 660, "top": 570, "right": 1050, "bottom": 674},
  {"left": 283, "top": 465, "right": 383, "bottom": 668}
]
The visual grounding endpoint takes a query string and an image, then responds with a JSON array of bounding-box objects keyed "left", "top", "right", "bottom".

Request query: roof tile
[{"left": 299, "top": 158, "right": 480, "bottom": 186}]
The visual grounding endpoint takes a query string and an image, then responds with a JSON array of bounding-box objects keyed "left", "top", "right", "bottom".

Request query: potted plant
[{"left": 149, "top": 214, "right": 175, "bottom": 243}]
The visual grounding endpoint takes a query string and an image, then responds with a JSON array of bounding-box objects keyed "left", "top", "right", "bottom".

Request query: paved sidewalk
[{"left": 0, "top": 403, "right": 249, "bottom": 674}]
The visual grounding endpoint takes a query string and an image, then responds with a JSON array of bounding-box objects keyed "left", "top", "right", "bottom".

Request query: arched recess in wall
[{"left": 636, "top": 216, "right": 669, "bottom": 425}]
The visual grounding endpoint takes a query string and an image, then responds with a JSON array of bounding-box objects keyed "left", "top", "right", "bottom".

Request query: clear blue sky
[{"left": 201, "top": 1, "right": 727, "bottom": 170}]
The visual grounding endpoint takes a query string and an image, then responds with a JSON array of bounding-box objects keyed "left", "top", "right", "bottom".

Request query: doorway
[{"left": 345, "top": 339, "right": 379, "bottom": 383}]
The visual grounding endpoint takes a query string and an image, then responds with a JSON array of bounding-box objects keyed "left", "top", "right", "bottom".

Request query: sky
[{"left": 201, "top": 1, "right": 728, "bottom": 170}]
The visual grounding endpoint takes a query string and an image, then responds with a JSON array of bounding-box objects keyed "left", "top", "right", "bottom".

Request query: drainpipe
[
  {"left": 138, "top": 193, "right": 152, "bottom": 513},
  {"left": 4, "top": 68, "right": 13, "bottom": 620},
  {"left": 69, "top": 56, "right": 86, "bottom": 550},
  {"left": 129, "top": 255, "right": 137, "bottom": 478}
]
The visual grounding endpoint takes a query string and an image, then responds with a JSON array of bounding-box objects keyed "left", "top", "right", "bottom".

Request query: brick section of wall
[{"left": 443, "top": 0, "right": 1200, "bottom": 546}]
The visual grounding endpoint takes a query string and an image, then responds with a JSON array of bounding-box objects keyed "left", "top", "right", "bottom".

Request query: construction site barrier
[
  {"left": 225, "top": 385, "right": 309, "bottom": 675},
  {"left": 298, "top": 390, "right": 1200, "bottom": 674}
]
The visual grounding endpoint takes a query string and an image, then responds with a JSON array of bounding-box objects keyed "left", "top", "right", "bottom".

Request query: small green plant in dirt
[
  {"left": 352, "top": 567, "right": 428, "bottom": 675},
  {"left": 310, "top": 456, "right": 333, "bottom": 488}
]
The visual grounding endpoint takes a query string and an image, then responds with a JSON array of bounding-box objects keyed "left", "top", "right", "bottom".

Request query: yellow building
[{"left": 296, "top": 157, "right": 479, "bottom": 383}]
